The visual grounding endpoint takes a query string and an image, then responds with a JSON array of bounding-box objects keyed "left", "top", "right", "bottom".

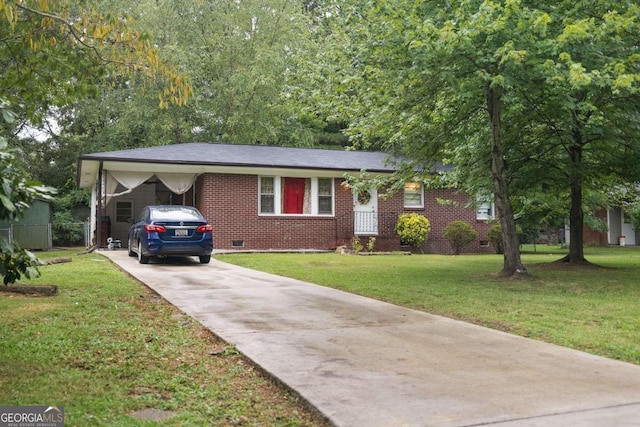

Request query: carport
[
  {"left": 78, "top": 150, "right": 204, "bottom": 248},
  {"left": 77, "top": 142, "right": 340, "bottom": 248}
]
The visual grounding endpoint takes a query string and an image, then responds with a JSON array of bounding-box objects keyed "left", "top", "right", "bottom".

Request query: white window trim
[
  {"left": 403, "top": 182, "right": 424, "bottom": 209},
  {"left": 316, "top": 178, "right": 334, "bottom": 215},
  {"left": 258, "top": 176, "right": 277, "bottom": 214},
  {"left": 476, "top": 197, "right": 495, "bottom": 220},
  {"left": 258, "top": 176, "right": 334, "bottom": 216}
]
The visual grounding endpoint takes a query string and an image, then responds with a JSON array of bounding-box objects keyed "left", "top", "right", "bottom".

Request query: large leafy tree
[
  {"left": 18, "top": 0, "right": 321, "bottom": 190},
  {"left": 0, "top": 0, "right": 190, "bottom": 121},
  {"left": 0, "top": 0, "right": 191, "bottom": 283},
  {"left": 297, "top": 1, "right": 539, "bottom": 275},
  {"left": 510, "top": 2, "right": 640, "bottom": 263},
  {"left": 295, "top": 0, "right": 640, "bottom": 274},
  {"left": 2, "top": 0, "right": 193, "bottom": 179},
  {"left": 74, "top": 0, "right": 314, "bottom": 147},
  {"left": 172, "top": 0, "right": 309, "bottom": 144}
]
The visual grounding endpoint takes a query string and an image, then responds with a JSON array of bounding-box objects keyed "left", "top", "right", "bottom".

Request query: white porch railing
[{"left": 354, "top": 211, "right": 379, "bottom": 235}]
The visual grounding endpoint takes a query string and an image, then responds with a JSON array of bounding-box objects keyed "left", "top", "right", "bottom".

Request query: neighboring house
[
  {"left": 607, "top": 207, "right": 638, "bottom": 246},
  {"left": 77, "top": 142, "right": 494, "bottom": 254},
  {"left": 562, "top": 208, "right": 637, "bottom": 247},
  {"left": 0, "top": 199, "right": 52, "bottom": 250}
]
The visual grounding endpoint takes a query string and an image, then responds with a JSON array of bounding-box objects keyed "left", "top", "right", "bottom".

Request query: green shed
[{"left": 0, "top": 199, "right": 52, "bottom": 250}]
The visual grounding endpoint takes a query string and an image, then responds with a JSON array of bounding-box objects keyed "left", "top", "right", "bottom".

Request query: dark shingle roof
[{"left": 79, "top": 142, "right": 397, "bottom": 173}]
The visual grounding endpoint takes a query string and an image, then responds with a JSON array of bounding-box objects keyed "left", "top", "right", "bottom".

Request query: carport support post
[{"left": 96, "top": 162, "right": 104, "bottom": 249}]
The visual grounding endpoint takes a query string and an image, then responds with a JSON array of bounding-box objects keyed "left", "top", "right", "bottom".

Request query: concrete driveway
[{"left": 101, "top": 250, "right": 640, "bottom": 427}]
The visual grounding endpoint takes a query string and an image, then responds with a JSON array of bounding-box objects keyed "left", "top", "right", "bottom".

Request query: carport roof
[{"left": 77, "top": 142, "right": 404, "bottom": 188}]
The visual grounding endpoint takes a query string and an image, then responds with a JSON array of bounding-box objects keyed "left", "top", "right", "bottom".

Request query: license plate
[{"left": 175, "top": 228, "right": 188, "bottom": 237}]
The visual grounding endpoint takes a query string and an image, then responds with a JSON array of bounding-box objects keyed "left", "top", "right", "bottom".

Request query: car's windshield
[{"left": 149, "top": 206, "right": 204, "bottom": 221}]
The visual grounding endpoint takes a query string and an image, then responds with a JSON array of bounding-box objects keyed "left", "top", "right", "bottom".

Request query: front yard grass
[
  {"left": 0, "top": 250, "right": 329, "bottom": 427},
  {"left": 217, "top": 245, "right": 640, "bottom": 365},
  {"left": 3, "top": 245, "right": 637, "bottom": 425}
]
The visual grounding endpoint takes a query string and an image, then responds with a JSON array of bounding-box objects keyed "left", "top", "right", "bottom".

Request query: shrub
[
  {"left": 443, "top": 221, "right": 478, "bottom": 255},
  {"left": 487, "top": 225, "right": 503, "bottom": 253},
  {"left": 53, "top": 211, "right": 86, "bottom": 246},
  {"left": 351, "top": 236, "right": 363, "bottom": 253},
  {"left": 395, "top": 213, "right": 431, "bottom": 252},
  {"left": 0, "top": 239, "right": 41, "bottom": 285},
  {"left": 366, "top": 237, "right": 376, "bottom": 252},
  {"left": 487, "top": 224, "right": 523, "bottom": 254}
]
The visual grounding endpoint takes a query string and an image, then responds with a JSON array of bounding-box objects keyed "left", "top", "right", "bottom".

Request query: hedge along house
[{"left": 77, "top": 142, "right": 495, "bottom": 253}]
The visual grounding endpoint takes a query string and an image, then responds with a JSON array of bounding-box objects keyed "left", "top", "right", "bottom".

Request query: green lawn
[
  {"left": 2, "top": 246, "right": 637, "bottom": 425},
  {"left": 0, "top": 250, "right": 329, "bottom": 427},
  {"left": 217, "top": 245, "right": 640, "bottom": 365}
]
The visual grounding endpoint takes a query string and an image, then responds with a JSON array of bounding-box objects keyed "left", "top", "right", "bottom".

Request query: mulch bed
[
  {"left": 0, "top": 284, "right": 58, "bottom": 296},
  {"left": 0, "top": 257, "right": 72, "bottom": 296}
]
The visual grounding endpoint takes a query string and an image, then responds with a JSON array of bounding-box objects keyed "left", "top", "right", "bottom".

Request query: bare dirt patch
[{"left": 529, "top": 260, "right": 608, "bottom": 272}]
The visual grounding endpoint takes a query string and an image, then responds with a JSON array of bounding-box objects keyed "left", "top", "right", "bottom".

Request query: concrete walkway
[{"left": 100, "top": 250, "right": 640, "bottom": 427}]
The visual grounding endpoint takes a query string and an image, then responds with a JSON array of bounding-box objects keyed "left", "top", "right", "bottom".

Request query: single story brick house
[{"left": 77, "top": 142, "right": 496, "bottom": 253}]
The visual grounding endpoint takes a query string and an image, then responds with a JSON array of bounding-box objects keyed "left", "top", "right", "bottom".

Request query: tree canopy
[
  {"left": 0, "top": 0, "right": 191, "bottom": 121},
  {"left": 49, "top": 0, "right": 316, "bottom": 150},
  {"left": 0, "top": 0, "right": 191, "bottom": 283}
]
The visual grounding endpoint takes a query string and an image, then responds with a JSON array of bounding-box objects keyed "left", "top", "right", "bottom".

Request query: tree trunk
[
  {"left": 566, "top": 175, "right": 586, "bottom": 262},
  {"left": 486, "top": 83, "right": 528, "bottom": 277},
  {"left": 558, "top": 133, "right": 588, "bottom": 263}
]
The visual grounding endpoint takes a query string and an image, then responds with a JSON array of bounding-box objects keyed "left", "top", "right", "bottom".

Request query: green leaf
[{"left": 0, "top": 194, "right": 15, "bottom": 212}]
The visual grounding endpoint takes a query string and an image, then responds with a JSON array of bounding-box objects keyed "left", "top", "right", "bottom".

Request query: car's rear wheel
[
  {"left": 138, "top": 241, "right": 150, "bottom": 264},
  {"left": 199, "top": 255, "right": 211, "bottom": 264},
  {"left": 128, "top": 238, "right": 136, "bottom": 257}
]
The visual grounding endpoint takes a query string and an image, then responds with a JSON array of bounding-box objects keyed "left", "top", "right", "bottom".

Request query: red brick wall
[
  {"left": 195, "top": 173, "right": 494, "bottom": 253},
  {"left": 377, "top": 189, "right": 494, "bottom": 254},
  {"left": 196, "top": 174, "right": 350, "bottom": 250},
  {"left": 584, "top": 209, "right": 608, "bottom": 246}
]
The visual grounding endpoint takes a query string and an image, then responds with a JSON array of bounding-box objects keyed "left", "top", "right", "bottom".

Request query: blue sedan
[{"left": 128, "top": 205, "right": 213, "bottom": 264}]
